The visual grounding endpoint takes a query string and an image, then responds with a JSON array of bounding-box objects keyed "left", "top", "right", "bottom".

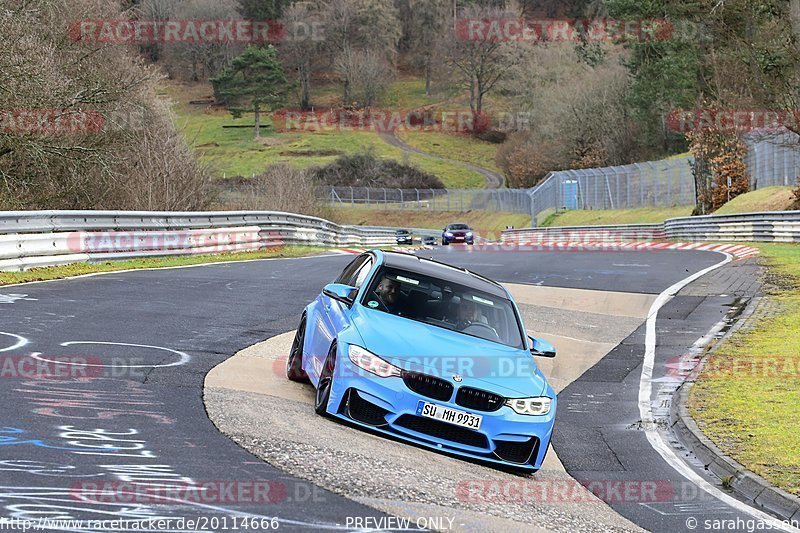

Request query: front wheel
[
  {"left": 287, "top": 315, "right": 309, "bottom": 382},
  {"left": 314, "top": 343, "right": 337, "bottom": 416},
  {"left": 442, "top": 239, "right": 449, "bottom": 245}
]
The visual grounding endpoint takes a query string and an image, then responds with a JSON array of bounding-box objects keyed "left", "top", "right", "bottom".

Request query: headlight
[
  {"left": 505, "top": 397, "right": 552, "bottom": 416},
  {"left": 348, "top": 345, "right": 402, "bottom": 378},
  {"left": 466, "top": 231, "right": 473, "bottom": 237},
  {"left": 445, "top": 232, "right": 454, "bottom": 237}
]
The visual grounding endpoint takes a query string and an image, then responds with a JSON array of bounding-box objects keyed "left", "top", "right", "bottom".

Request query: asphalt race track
[{"left": 0, "top": 248, "right": 788, "bottom": 532}]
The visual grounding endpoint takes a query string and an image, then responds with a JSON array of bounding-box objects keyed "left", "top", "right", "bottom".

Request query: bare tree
[
  {"left": 0, "top": 0, "right": 213, "bottom": 210},
  {"left": 323, "top": 0, "right": 401, "bottom": 104},
  {"left": 160, "top": 0, "right": 243, "bottom": 82},
  {"left": 334, "top": 48, "right": 394, "bottom": 108},
  {"left": 408, "top": 0, "right": 449, "bottom": 96},
  {"left": 279, "top": 2, "right": 323, "bottom": 110},
  {"left": 443, "top": 5, "right": 521, "bottom": 115}
]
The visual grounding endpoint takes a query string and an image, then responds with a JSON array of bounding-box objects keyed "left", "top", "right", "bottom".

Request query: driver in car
[
  {"left": 456, "top": 298, "right": 488, "bottom": 329},
  {"left": 374, "top": 276, "right": 401, "bottom": 313}
]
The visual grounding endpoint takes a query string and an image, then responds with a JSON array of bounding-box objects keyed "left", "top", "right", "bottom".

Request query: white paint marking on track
[
  {"left": 0, "top": 294, "right": 37, "bottom": 304},
  {"left": 0, "top": 332, "right": 28, "bottom": 353},
  {"left": 30, "top": 341, "right": 190, "bottom": 369},
  {"left": 638, "top": 252, "right": 800, "bottom": 532}
]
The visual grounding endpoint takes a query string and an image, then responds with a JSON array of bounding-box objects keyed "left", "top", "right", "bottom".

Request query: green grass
[
  {"left": 534, "top": 186, "right": 797, "bottom": 227},
  {"left": 689, "top": 243, "right": 800, "bottom": 496},
  {"left": 383, "top": 78, "right": 451, "bottom": 109},
  {"left": 395, "top": 130, "right": 501, "bottom": 174},
  {"left": 541, "top": 206, "right": 694, "bottom": 227},
  {"left": 715, "top": 186, "right": 797, "bottom": 214},
  {"left": 162, "top": 81, "right": 487, "bottom": 188},
  {"left": 0, "top": 246, "right": 325, "bottom": 286},
  {"left": 330, "top": 208, "right": 530, "bottom": 238}
]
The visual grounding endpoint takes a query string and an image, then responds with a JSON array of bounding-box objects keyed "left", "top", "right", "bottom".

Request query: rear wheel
[
  {"left": 314, "top": 343, "right": 337, "bottom": 416},
  {"left": 286, "top": 315, "right": 309, "bottom": 383}
]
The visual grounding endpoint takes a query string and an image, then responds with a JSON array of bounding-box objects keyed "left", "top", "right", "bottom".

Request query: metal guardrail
[
  {"left": 665, "top": 211, "right": 800, "bottom": 243},
  {"left": 0, "top": 210, "right": 407, "bottom": 272},
  {"left": 501, "top": 211, "right": 800, "bottom": 244},
  {"left": 502, "top": 224, "right": 666, "bottom": 244}
]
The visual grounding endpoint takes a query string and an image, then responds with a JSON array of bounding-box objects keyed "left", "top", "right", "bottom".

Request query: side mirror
[
  {"left": 529, "top": 336, "right": 556, "bottom": 358},
  {"left": 323, "top": 283, "right": 358, "bottom": 307}
]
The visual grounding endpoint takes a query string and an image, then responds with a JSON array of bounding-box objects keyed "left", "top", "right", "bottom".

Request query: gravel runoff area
[{"left": 205, "top": 291, "right": 650, "bottom": 532}]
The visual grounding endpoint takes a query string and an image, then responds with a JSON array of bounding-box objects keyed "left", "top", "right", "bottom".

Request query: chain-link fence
[
  {"left": 529, "top": 155, "right": 696, "bottom": 224},
  {"left": 319, "top": 131, "right": 800, "bottom": 227},
  {"left": 322, "top": 187, "right": 533, "bottom": 215},
  {"left": 745, "top": 131, "right": 800, "bottom": 189}
]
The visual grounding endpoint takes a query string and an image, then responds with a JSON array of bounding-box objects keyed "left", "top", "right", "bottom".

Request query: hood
[{"left": 351, "top": 306, "right": 547, "bottom": 398}]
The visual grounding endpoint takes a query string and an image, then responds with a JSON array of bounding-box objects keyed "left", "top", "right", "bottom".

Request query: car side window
[
  {"left": 351, "top": 259, "right": 374, "bottom": 289},
  {"left": 336, "top": 255, "right": 369, "bottom": 285}
]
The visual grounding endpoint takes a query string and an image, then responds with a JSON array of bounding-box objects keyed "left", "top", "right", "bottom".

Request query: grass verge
[
  {"left": 0, "top": 246, "right": 327, "bottom": 286},
  {"left": 688, "top": 243, "right": 800, "bottom": 496},
  {"left": 542, "top": 206, "right": 693, "bottom": 226},
  {"left": 714, "top": 186, "right": 797, "bottom": 214},
  {"left": 395, "top": 130, "right": 502, "bottom": 174},
  {"left": 330, "top": 208, "right": 530, "bottom": 237}
]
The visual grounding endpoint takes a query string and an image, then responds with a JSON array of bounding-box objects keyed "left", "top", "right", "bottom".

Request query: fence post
[
  {"left": 647, "top": 162, "right": 658, "bottom": 206},
  {"left": 399, "top": 188, "right": 403, "bottom": 209},
  {"left": 626, "top": 166, "right": 631, "bottom": 208},
  {"left": 416, "top": 188, "right": 420, "bottom": 208}
]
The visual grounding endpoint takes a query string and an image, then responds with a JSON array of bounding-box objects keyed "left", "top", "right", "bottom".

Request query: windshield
[
  {"left": 362, "top": 267, "right": 525, "bottom": 349},
  {"left": 448, "top": 224, "right": 469, "bottom": 231}
]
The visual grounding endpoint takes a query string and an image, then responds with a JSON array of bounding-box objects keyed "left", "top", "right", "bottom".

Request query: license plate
[{"left": 416, "top": 401, "right": 482, "bottom": 430}]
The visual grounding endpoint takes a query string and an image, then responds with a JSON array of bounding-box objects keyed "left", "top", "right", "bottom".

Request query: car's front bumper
[
  {"left": 443, "top": 236, "right": 473, "bottom": 244},
  {"left": 326, "top": 355, "right": 555, "bottom": 471}
]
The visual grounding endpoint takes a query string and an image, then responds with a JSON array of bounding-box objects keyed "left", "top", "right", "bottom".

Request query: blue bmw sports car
[{"left": 287, "top": 250, "right": 557, "bottom": 471}]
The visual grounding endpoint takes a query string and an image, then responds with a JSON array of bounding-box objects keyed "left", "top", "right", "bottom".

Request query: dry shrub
[
  {"left": 221, "top": 164, "right": 330, "bottom": 219},
  {"left": 0, "top": 0, "right": 213, "bottom": 210},
  {"left": 688, "top": 119, "right": 749, "bottom": 213},
  {"left": 496, "top": 132, "right": 560, "bottom": 188},
  {"left": 495, "top": 46, "right": 642, "bottom": 186},
  {"left": 310, "top": 151, "right": 443, "bottom": 189}
]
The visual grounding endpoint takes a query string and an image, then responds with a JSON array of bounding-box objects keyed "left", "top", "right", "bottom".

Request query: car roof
[{"left": 374, "top": 250, "right": 508, "bottom": 298}]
